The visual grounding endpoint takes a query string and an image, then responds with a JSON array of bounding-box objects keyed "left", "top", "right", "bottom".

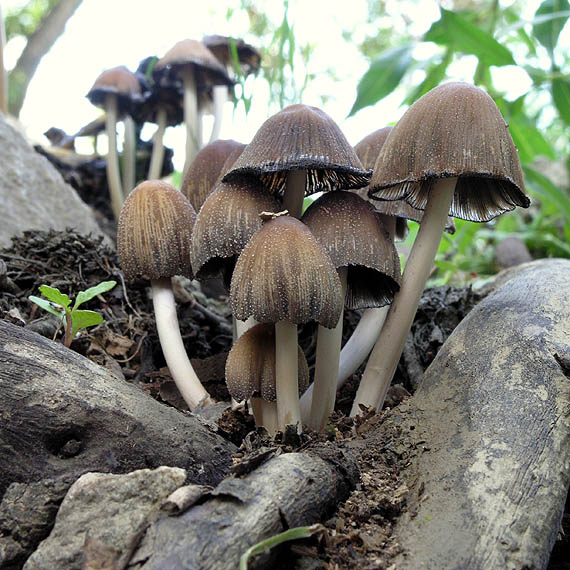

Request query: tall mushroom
[
  {"left": 351, "top": 82, "right": 530, "bottom": 415},
  {"left": 87, "top": 66, "right": 142, "bottom": 220},
  {"left": 300, "top": 190, "right": 401, "bottom": 429},
  {"left": 336, "top": 127, "right": 456, "bottom": 385},
  {"left": 231, "top": 212, "right": 343, "bottom": 432},
  {"left": 153, "top": 39, "right": 233, "bottom": 176},
  {"left": 118, "top": 180, "right": 213, "bottom": 410}
]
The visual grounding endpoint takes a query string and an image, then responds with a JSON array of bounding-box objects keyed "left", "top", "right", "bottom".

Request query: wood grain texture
[
  {"left": 392, "top": 258, "right": 570, "bottom": 569},
  {"left": 0, "top": 321, "right": 236, "bottom": 497}
]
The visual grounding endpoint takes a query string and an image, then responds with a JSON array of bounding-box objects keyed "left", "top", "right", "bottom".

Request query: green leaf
[
  {"left": 28, "top": 295, "right": 66, "bottom": 320},
  {"left": 507, "top": 119, "right": 555, "bottom": 163},
  {"left": 533, "top": 0, "right": 570, "bottom": 55},
  {"left": 73, "top": 281, "right": 116, "bottom": 310},
  {"left": 439, "top": 9, "right": 515, "bottom": 66},
  {"left": 349, "top": 45, "right": 413, "bottom": 116},
  {"left": 70, "top": 310, "right": 104, "bottom": 339},
  {"left": 552, "top": 77, "right": 570, "bottom": 124},
  {"left": 37, "top": 285, "right": 71, "bottom": 309},
  {"left": 523, "top": 165, "right": 570, "bottom": 221}
]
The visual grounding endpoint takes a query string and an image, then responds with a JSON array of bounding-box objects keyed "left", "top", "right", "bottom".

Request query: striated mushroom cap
[
  {"left": 118, "top": 180, "right": 196, "bottom": 281},
  {"left": 354, "top": 127, "right": 455, "bottom": 239},
  {"left": 369, "top": 82, "right": 529, "bottom": 222},
  {"left": 222, "top": 104, "right": 370, "bottom": 195},
  {"left": 181, "top": 139, "right": 246, "bottom": 211},
  {"left": 302, "top": 191, "right": 401, "bottom": 309},
  {"left": 230, "top": 213, "right": 343, "bottom": 328},
  {"left": 154, "top": 39, "right": 233, "bottom": 88},
  {"left": 191, "top": 179, "right": 281, "bottom": 281},
  {"left": 86, "top": 66, "right": 142, "bottom": 115},
  {"left": 225, "top": 323, "right": 309, "bottom": 402}
]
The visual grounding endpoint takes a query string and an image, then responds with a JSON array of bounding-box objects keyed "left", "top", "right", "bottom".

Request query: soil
[{"left": 1, "top": 228, "right": 568, "bottom": 569}]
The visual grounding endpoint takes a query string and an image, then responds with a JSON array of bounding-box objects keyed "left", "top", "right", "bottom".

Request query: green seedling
[
  {"left": 240, "top": 524, "right": 325, "bottom": 569},
  {"left": 29, "top": 280, "right": 116, "bottom": 347}
]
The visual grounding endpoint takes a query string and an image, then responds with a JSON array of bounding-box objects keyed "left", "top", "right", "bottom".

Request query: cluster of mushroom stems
[{"left": 115, "top": 73, "right": 529, "bottom": 435}]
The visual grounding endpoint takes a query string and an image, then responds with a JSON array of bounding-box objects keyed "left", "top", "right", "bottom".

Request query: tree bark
[
  {"left": 8, "top": 0, "right": 83, "bottom": 117},
  {"left": 391, "top": 259, "right": 570, "bottom": 569},
  {"left": 0, "top": 321, "right": 236, "bottom": 498}
]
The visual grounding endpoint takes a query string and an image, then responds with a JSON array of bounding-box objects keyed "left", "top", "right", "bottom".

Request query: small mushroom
[
  {"left": 225, "top": 322, "right": 308, "bottom": 435},
  {"left": 118, "top": 180, "right": 212, "bottom": 410},
  {"left": 230, "top": 212, "right": 342, "bottom": 432}
]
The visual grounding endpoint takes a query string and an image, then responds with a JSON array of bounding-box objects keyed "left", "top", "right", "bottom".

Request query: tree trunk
[{"left": 8, "top": 0, "right": 83, "bottom": 117}]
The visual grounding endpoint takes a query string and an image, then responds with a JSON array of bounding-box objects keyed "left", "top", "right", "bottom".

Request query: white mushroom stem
[
  {"left": 235, "top": 316, "right": 258, "bottom": 340},
  {"left": 208, "top": 85, "right": 228, "bottom": 144},
  {"left": 152, "top": 277, "right": 213, "bottom": 410},
  {"left": 122, "top": 115, "right": 137, "bottom": 194},
  {"left": 148, "top": 107, "right": 167, "bottom": 179},
  {"left": 251, "top": 398, "right": 278, "bottom": 436},
  {"left": 300, "top": 304, "right": 389, "bottom": 423},
  {"left": 307, "top": 266, "right": 347, "bottom": 430},
  {"left": 350, "top": 177, "right": 458, "bottom": 416},
  {"left": 275, "top": 320, "right": 301, "bottom": 432},
  {"left": 180, "top": 66, "right": 200, "bottom": 178},
  {"left": 335, "top": 214, "right": 396, "bottom": 387},
  {"left": 105, "top": 93, "right": 124, "bottom": 220}
]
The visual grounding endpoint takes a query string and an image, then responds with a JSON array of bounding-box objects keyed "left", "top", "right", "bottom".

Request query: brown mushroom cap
[
  {"left": 181, "top": 139, "right": 246, "bottom": 211},
  {"left": 118, "top": 180, "right": 196, "bottom": 281},
  {"left": 225, "top": 323, "right": 309, "bottom": 402},
  {"left": 154, "top": 39, "right": 233, "bottom": 89},
  {"left": 302, "top": 191, "right": 401, "bottom": 309},
  {"left": 230, "top": 214, "right": 343, "bottom": 328},
  {"left": 86, "top": 66, "right": 142, "bottom": 115},
  {"left": 202, "top": 35, "right": 262, "bottom": 76},
  {"left": 369, "top": 82, "right": 530, "bottom": 222},
  {"left": 191, "top": 179, "right": 281, "bottom": 281},
  {"left": 222, "top": 104, "right": 371, "bottom": 195},
  {"left": 354, "top": 127, "right": 455, "bottom": 239}
]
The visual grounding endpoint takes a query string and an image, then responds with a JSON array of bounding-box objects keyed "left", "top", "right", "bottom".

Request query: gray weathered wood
[
  {"left": 393, "top": 259, "right": 570, "bottom": 569},
  {"left": 0, "top": 321, "right": 236, "bottom": 497},
  {"left": 130, "top": 447, "right": 358, "bottom": 570}
]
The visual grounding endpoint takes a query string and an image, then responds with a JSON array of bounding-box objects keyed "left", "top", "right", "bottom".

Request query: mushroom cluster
[{"left": 115, "top": 79, "right": 528, "bottom": 437}]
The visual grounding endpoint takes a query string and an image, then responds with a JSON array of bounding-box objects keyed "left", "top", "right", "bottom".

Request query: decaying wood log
[
  {"left": 0, "top": 321, "right": 236, "bottom": 497},
  {"left": 129, "top": 447, "right": 358, "bottom": 569},
  {"left": 391, "top": 259, "right": 570, "bottom": 569}
]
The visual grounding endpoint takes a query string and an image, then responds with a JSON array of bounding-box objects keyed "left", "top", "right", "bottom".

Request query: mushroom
[
  {"left": 222, "top": 103, "right": 370, "bottom": 219},
  {"left": 300, "top": 190, "right": 401, "bottom": 429},
  {"left": 181, "top": 139, "right": 246, "bottom": 212},
  {"left": 336, "top": 127, "right": 456, "bottom": 387},
  {"left": 134, "top": 56, "right": 184, "bottom": 180},
  {"left": 202, "top": 35, "right": 262, "bottom": 144},
  {"left": 225, "top": 322, "right": 308, "bottom": 435},
  {"left": 118, "top": 180, "right": 213, "bottom": 410},
  {"left": 153, "top": 39, "right": 233, "bottom": 176},
  {"left": 351, "top": 82, "right": 530, "bottom": 415},
  {"left": 86, "top": 66, "right": 142, "bottom": 220},
  {"left": 191, "top": 178, "right": 281, "bottom": 288},
  {"left": 230, "top": 212, "right": 343, "bottom": 432}
]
